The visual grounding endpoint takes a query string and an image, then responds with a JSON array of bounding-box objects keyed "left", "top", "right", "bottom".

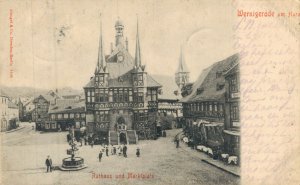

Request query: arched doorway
[
  {"left": 117, "top": 117, "right": 125, "bottom": 124},
  {"left": 119, "top": 132, "right": 127, "bottom": 144}
]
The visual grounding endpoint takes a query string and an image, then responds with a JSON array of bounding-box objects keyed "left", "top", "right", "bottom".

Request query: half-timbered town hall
[{"left": 84, "top": 17, "right": 161, "bottom": 145}]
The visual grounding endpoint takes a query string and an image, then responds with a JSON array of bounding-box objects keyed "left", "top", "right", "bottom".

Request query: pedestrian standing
[
  {"left": 67, "top": 134, "right": 71, "bottom": 143},
  {"left": 111, "top": 145, "right": 114, "bottom": 155},
  {"left": 136, "top": 147, "right": 140, "bottom": 157},
  {"left": 45, "top": 155, "right": 52, "bottom": 173},
  {"left": 91, "top": 140, "right": 94, "bottom": 148},
  {"left": 98, "top": 151, "right": 103, "bottom": 162},
  {"left": 118, "top": 146, "right": 122, "bottom": 156},
  {"left": 176, "top": 138, "right": 179, "bottom": 148},
  {"left": 106, "top": 147, "right": 109, "bottom": 156},
  {"left": 123, "top": 145, "right": 127, "bottom": 158},
  {"left": 113, "top": 146, "right": 116, "bottom": 155}
]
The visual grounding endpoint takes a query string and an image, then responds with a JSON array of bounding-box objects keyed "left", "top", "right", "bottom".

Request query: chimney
[{"left": 110, "top": 42, "right": 113, "bottom": 53}]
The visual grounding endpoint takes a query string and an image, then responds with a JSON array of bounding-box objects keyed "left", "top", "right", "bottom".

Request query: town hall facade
[{"left": 84, "top": 18, "right": 162, "bottom": 145}]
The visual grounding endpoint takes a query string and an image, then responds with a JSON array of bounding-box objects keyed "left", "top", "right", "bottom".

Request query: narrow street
[{"left": 1, "top": 123, "right": 239, "bottom": 185}]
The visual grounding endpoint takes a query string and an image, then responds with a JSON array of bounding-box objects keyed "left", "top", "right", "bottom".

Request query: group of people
[{"left": 98, "top": 145, "right": 141, "bottom": 162}]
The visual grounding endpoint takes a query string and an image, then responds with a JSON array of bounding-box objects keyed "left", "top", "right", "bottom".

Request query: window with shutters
[
  {"left": 95, "top": 89, "right": 108, "bottom": 102},
  {"left": 147, "top": 89, "right": 157, "bottom": 101},
  {"left": 230, "top": 102, "right": 239, "bottom": 121},
  {"left": 230, "top": 75, "right": 238, "bottom": 92},
  {"left": 133, "top": 88, "right": 144, "bottom": 102}
]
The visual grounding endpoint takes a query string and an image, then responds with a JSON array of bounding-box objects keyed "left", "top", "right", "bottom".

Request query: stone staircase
[
  {"left": 109, "top": 131, "right": 118, "bottom": 145},
  {"left": 127, "top": 130, "right": 138, "bottom": 144},
  {"left": 108, "top": 130, "right": 138, "bottom": 145}
]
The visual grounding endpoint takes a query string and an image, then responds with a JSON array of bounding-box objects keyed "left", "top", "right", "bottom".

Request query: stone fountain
[{"left": 59, "top": 127, "right": 87, "bottom": 171}]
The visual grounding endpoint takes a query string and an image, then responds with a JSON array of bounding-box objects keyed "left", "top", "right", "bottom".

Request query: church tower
[{"left": 175, "top": 46, "right": 189, "bottom": 91}]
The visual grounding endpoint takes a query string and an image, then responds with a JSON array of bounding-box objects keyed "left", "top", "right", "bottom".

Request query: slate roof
[
  {"left": 180, "top": 53, "right": 239, "bottom": 103},
  {"left": 106, "top": 45, "right": 135, "bottom": 78},
  {"left": 33, "top": 90, "right": 62, "bottom": 103},
  {"left": 84, "top": 68, "right": 161, "bottom": 88},
  {"left": 48, "top": 99, "right": 85, "bottom": 114},
  {"left": 84, "top": 20, "right": 161, "bottom": 89},
  {"left": 152, "top": 75, "right": 180, "bottom": 100},
  {"left": 23, "top": 98, "right": 34, "bottom": 106},
  {"left": 223, "top": 63, "right": 239, "bottom": 77},
  {"left": 8, "top": 100, "right": 18, "bottom": 109}
]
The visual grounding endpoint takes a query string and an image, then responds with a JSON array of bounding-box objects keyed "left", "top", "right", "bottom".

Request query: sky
[{"left": 0, "top": 0, "right": 237, "bottom": 90}]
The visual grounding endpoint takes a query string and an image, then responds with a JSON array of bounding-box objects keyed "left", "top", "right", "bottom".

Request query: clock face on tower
[{"left": 117, "top": 54, "right": 124, "bottom": 62}]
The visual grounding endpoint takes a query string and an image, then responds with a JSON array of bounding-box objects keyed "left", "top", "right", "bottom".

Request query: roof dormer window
[
  {"left": 216, "top": 71, "right": 222, "bottom": 78},
  {"left": 216, "top": 83, "right": 225, "bottom": 91},
  {"left": 197, "top": 87, "right": 204, "bottom": 95}
]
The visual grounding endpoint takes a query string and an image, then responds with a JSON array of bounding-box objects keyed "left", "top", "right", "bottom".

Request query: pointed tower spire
[
  {"left": 95, "top": 13, "right": 107, "bottom": 74},
  {"left": 175, "top": 45, "right": 190, "bottom": 90},
  {"left": 135, "top": 15, "right": 141, "bottom": 67},
  {"left": 177, "top": 45, "right": 189, "bottom": 73}
]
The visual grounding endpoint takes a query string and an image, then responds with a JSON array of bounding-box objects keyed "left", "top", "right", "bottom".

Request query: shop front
[{"left": 223, "top": 129, "right": 240, "bottom": 157}]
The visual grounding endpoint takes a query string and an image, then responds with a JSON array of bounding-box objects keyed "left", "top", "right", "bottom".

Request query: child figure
[{"left": 136, "top": 147, "right": 140, "bottom": 157}]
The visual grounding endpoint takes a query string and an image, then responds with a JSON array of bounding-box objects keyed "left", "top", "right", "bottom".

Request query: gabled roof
[
  {"left": 23, "top": 98, "right": 34, "bottom": 106},
  {"left": 180, "top": 53, "right": 239, "bottom": 103},
  {"left": 105, "top": 45, "right": 135, "bottom": 78},
  {"left": 48, "top": 99, "right": 85, "bottom": 114},
  {"left": 84, "top": 70, "right": 162, "bottom": 88},
  {"left": 152, "top": 75, "right": 180, "bottom": 100},
  {"left": 223, "top": 63, "right": 239, "bottom": 77},
  {"left": 8, "top": 100, "right": 18, "bottom": 109},
  {"left": 147, "top": 75, "right": 162, "bottom": 88},
  {"left": 33, "top": 90, "right": 62, "bottom": 103},
  {"left": 84, "top": 18, "right": 160, "bottom": 89}
]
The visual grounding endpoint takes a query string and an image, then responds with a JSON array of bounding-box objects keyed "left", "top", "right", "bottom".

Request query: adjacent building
[
  {"left": 152, "top": 75, "right": 183, "bottom": 131},
  {"left": 1, "top": 90, "right": 9, "bottom": 132},
  {"left": 1, "top": 90, "right": 19, "bottom": 132},
  {"left": 83, "top": 18, "right": 162, "bottom": 145},
  {"left": 180, "top": 54, "right": 239, "bottom": 150},
  {"left": 33, "top": 90, "right": 61, "bottom": 130},
  {"left": 19, "top": 97, "right": 35, "bottom": 122},
  {"left": 223, "top": 63, "right": 240, "bottom": 157},
  {"left": 47, "top": 99, "right": 86, "bottom": 137},
  {"left": 8, "top": 99, "right": 19, "bottom": 129}
]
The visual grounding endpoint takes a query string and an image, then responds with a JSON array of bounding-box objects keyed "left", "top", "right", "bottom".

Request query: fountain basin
[{"left": 59, "top": 157, "right": 87, "bottom": 171}]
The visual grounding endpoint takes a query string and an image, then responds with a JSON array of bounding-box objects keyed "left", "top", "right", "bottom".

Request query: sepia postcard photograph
[{"left": 0, "top": 0, "right": 299, "bottom": 185}]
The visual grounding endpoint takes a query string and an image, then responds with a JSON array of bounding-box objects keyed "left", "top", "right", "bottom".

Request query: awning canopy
[
  {"left": 204, "top": 122, "right": 224, "bottom": 127},
  {"left": 224, "top": 130, "right": 240, "bottom": 136},
  {"left": 193, "top": 119, "right": 210, "bottom": 126},
  {"left": 80, "top": 126, "right": 87, "bottom": 132},
  {"left": 207, "top": 139, "right": 223, "bottom": 147}
]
